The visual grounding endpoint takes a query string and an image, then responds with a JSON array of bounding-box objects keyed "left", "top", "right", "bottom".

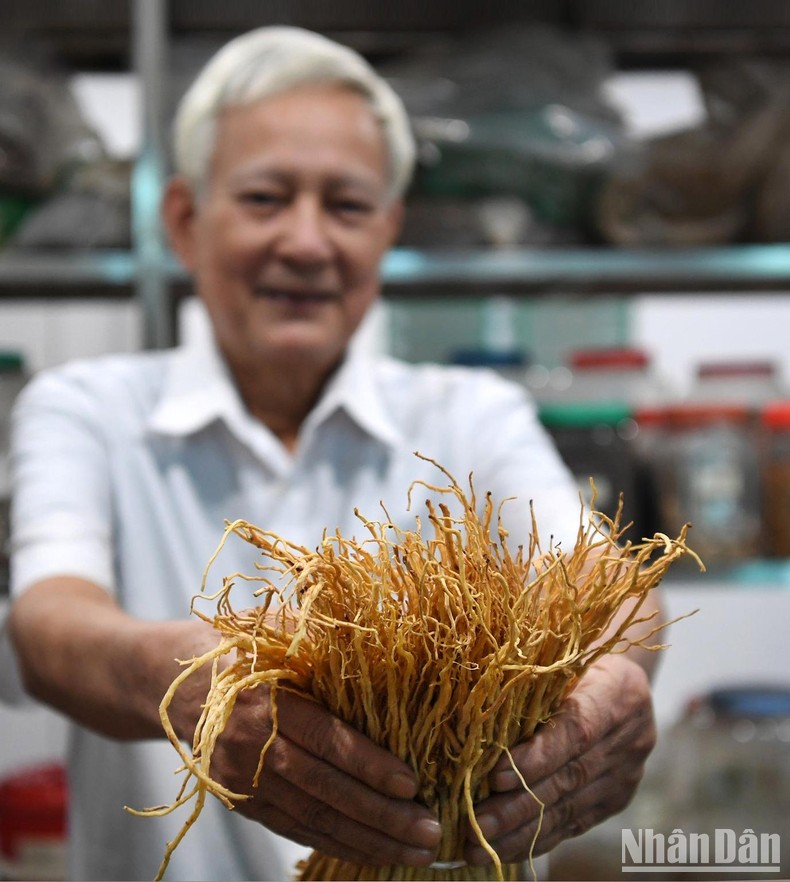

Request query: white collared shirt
[{"left": 7, "top": 329, "right": 580, "bottom": 881}]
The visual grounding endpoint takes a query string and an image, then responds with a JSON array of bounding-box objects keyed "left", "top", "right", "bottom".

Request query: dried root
[{"left": 135, "top": 457, "right": 700, "bottom": 881}]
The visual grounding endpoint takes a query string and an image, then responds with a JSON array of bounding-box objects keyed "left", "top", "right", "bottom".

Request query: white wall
[{"left": 633, "top": 293, "right": 790, "bottom": 397}]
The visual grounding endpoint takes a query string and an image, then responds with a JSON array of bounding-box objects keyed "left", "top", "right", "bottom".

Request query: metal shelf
[
  {"left": 0, "top": 250, "right": 137, "bottom": 293},
  {"left": 3, "top": 244, "right": 790, "bottom": 298},
  {"left": 381, "top": 244, "right": 790, "bottom": 294}
]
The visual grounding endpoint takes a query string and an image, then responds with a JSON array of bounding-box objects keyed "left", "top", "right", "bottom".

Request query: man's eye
[
  {"left": 333, "top": 200, "right": 373, "bottom": 216},
  {"left": 241, "top": 192, "right": 282, "bottom": 206}
]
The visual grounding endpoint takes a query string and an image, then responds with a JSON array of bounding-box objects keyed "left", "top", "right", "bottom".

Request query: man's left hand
[{"left": 464, "top": 653, "right": 656, "bottom": 865}]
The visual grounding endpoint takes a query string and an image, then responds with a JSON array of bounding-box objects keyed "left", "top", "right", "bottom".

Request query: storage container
[
  {"left": 760, "top": 401, "right": 790, "bottom": 557},
  {"left": 658, "top": 405, "right": 761, "bottom": 566},
  {"left": 0, "top": 763, "right": 67, "bottom": 881},
  {"left": 538, "top": 401, "right": 640, "bottom": 531}
]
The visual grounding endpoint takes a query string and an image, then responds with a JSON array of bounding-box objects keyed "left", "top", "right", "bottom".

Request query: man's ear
[{"left": 161, "top": 176, "right": 199, "bottom": 273}]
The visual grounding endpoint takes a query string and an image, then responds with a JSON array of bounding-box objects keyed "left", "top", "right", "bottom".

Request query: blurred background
[{"left": 1, "top": 2, "right": 790, "bottom": 879}]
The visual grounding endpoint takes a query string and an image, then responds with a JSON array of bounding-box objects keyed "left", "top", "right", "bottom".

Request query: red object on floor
[{"left": 0, "top": 762, "right": 67, "bottom": 876}]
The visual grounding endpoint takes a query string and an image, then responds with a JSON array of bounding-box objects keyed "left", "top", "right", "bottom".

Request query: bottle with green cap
[
  {"left": 538, "top": 346, "right": 675, "bottom": 541},
  {"left": 538, "top": 400, "right": 640, "bottom": 530}
]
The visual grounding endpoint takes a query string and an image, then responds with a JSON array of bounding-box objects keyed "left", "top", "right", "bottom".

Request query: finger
[
  {"left": 466, "top": 768, "right": 638, "bottom": 865},
  {"left": 253, "top": 800, "right": 385, "bottom": 866},
  {"left": 490, "top": 659, "right": 652, "bottom": 789},
  {"left": 257, "top": 734, "right": 442, "bottom": 853},
  {"left": 273, "top": 691, "right": 420, "bottom": 799},
  {"left": 247, "top": 766, "right": 439, "bottom": 866},
  {"left": 467, "top": 708, "right": 652, "bottom": 845},
  {"left": 491, "top": 698, "right": 654, "bottom": 793}
]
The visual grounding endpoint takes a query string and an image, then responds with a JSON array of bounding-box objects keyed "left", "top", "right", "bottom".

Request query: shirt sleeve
[{"left": 10, "top": 368, "right": 115, "bottom": 597}]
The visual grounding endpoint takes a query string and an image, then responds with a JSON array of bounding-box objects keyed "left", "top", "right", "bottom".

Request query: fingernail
[
  {"left": 387, "top": 771, "right": 418, "bottom": 799},
  {"left": 404, "top": 847, "right": 439, "bottom": 867},
  {"left": 414, "top": 818, "right": 443, "bottom": 849},
  {"left": 492, "top": 770, "right": 519, "bottom": 791}
]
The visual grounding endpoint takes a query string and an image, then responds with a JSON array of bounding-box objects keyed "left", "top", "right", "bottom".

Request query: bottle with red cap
[
  {"left": 540, "top": 347, "right": 672, "bottom": 540},
  {"left": 566, "top": 346, "right": 671, "bottom": 408},
  {"left": 658, "top": 403, "right": 762, "bottom": 567},
  {"left": 0, "top": 763, "right": 67, "bottom": 881},
  {"left": 688, "top": 360, "right": 785, "bottom": 408},
  {"left": 662, "top": 359, "right": 787, "bottom": 567}
]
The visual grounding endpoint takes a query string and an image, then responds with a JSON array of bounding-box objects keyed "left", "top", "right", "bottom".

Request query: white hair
[{"left": 173, "top": 26, "right": 416, "bottom": 201}]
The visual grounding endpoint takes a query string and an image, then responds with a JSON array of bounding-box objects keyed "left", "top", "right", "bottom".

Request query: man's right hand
[
  {"left": 207, "top": 687, "right": 442, "bottom": 866},
  {"left": 9, "top": 579, "right": 441, "bottom": 868}
]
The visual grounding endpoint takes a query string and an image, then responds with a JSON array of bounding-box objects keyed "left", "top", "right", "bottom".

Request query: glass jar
[
  {"left": 657, "top": 687, "right": 790, "bottom": 879},
  {"left": 760, "top": 401, "right": 790, "bottom": 558},
  {"left": 658, "top": 405, "right": 761, "bottom": 567}
]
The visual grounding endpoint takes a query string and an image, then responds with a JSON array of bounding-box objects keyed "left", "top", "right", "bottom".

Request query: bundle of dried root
[{"left": 137, "top": 457, "right": 699, "bottom": 882}]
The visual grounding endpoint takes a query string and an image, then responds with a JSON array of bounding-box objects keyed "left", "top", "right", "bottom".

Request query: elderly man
[{"left": 6, "top": 26, "right": 658, "bottom": 881}]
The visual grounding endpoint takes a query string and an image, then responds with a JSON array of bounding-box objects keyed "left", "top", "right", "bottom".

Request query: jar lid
[
  {"left": 697, "top": 360, "right": 776, "bottom": 379},
  {"left": 762, "top": 400, "right": 790, "bottom": 429},
  {"left": 539, "top": 401, "right": 632, "bottom": 428},
  {"left": 569, "top": 347, "right": 649, "bottom": 371},
  {"left": 0, "top": 351, "right": 24, "bottom": 373},
  {"left": 706, "top": 686, "right": 790, "bottom": 718},
  {"left": 451, "top": 349, "right": 527, "bottom": 368},
  {"left": 666, "top": 404, "right": 751, "bottom": 427},
  {"left": 633, "top": 406, "right": 669, "bottom": 426}
]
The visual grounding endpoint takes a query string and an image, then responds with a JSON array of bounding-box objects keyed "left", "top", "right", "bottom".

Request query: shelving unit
[
  {"left": 381, "top": 243, "right": 790, "bottom": 295},
  {"left": 0, "top": 250, "right": 137, "bottom": 291},
  {"left": 1, "top": 1, "right": 789, "bottom": 589},
  {"left": 5, "top": 242, "right": 790, "bottom": 299},
  {"left": 3, "top": 1, "right": 790, "bottom": 331}
]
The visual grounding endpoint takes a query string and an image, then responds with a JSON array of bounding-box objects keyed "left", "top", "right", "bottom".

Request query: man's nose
[{"left": 275, "top": 197, "right": 334, "bottom": 267}]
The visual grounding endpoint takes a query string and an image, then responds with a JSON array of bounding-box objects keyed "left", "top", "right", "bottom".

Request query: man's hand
[
  {"left": 464, "top": 653, "right": 656, "bottom": 865},
  {"left": 207, "top": 688, "right": 442, "bottom": 867}
]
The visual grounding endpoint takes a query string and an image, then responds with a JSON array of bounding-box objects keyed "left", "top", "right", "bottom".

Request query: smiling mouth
[{"left": 254, "top": 287, "right": 339, "bottom": 305}]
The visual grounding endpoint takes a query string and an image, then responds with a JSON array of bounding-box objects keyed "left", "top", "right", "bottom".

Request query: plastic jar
[
  {"left": 566, "top": 346, "right": 670, "bottom": 408},
  {"left": 761, "top": 401, "right": 790, "bottom": 557},
  {"left": 632, "top": 406, "right": 671, "bottom": 540},
  {"left": 0, "top": 763, "right": 68, "bottom": 881},
  {"left": 538, "top": 401, "right": 640, "bottom": 531},
  {"left": 659, "top": 405, "right": 761, "bottom": 566},
  {"left": 661, "top": 687, "right": 790, "bottom": 866},
  {"left": 689, "top": 360, "right": 785, "bottom": 408}
]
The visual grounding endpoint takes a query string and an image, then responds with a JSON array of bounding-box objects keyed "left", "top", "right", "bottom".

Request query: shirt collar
[
  {"left": 304, "top": 338, "right": 403, "bottom": 449},
  {"left": 146, "top": 325, "right": 403, "bottom": 451},
  {"left": 146, "top": 329, "right": 246, "bottom": 436}
]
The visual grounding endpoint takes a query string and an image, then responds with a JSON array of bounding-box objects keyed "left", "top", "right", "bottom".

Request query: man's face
[{"left": 169, "top": 84, "right": 402, "bottom": 372}]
